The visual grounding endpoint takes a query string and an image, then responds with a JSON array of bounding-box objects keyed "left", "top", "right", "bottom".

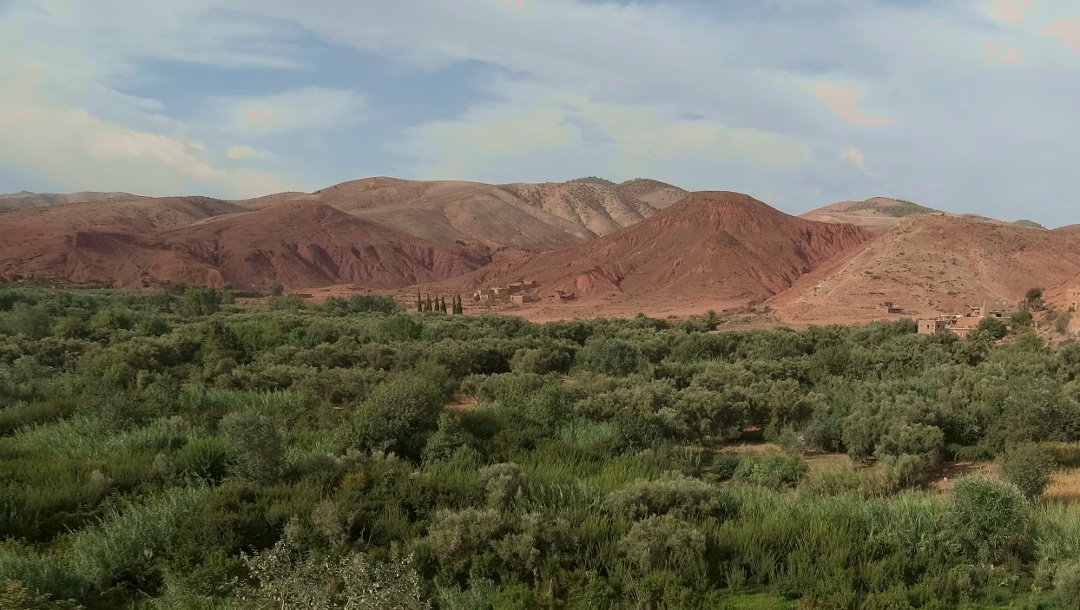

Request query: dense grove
[{"left": 3, "top": 286, "right": 1080, "bottom": 609}]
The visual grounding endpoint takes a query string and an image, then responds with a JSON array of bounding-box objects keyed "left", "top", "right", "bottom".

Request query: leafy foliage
[{"left": 3, "top": 285, "right": 1080, "bottom": 608}]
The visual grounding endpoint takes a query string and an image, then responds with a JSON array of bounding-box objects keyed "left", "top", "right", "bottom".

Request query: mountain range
[{"left": 3, "top": 178, "right": 1079, "bottom": 324}]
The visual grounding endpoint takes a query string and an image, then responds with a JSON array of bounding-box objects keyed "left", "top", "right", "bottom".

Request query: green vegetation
[
  {"left": 1014, "top": 220, "right": 1047, "bottom": 229},
  {"left": 850, "top": 198, "right": 938, "bottom": 217},
  {"left": 566, "top": 176, "right": 617, "bottom": 187},
  {"left": 4, "top": 285, "right": 1080, "bottom": 608},
  {"left": 879, "top": 202, "right": 938, "bottom": 217}
]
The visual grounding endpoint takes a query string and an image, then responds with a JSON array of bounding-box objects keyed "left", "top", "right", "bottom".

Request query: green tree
[
  {"left": 350, "top": 371, "right": 447, "bottom": 458},
  {"left": 999, "top": 443, "right": 1055, "bottom": 499},
  {"left": 178, "top": 286, "right": 222, "bottom": 317},
  {"left": 944, "top": 476, "right": 1030, "bottom": 564},
  {"left": 416, "top": 293, "right": 423, "bottom": 313},
  {"left": 269, "top": 283, "right": 285, "bottom": 297},
  {"left": 1026, "top": 287, "right": 1044, "bottom": 310},
  {"left": 976, "top": 316, "right": 1008, "bottom": 340},
  {"left": 1012, "top": 309, "right": 1034, "bottom": 328},
  {"left": 701, "top": 310, "right": 720, "bottom": 331}
]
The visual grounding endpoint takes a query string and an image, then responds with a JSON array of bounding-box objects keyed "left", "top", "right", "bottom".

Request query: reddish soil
[
  {"left": 438, "top": 191, "right": 872, "bottom": 312},
  {"left": 770, "top": 213, "right": 1080, "bottom": 324},
  {"left": 0, "top": 201, "right": 492, "bottom": 291}
]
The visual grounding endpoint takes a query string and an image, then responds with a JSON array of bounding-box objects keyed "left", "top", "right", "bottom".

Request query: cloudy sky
[{"left": 0, "top": 0, "right": 1078, "bottom": 224}]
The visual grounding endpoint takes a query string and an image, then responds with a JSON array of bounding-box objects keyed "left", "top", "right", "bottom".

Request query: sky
[{"left": 0, "top": 0, "right": 1078, "bottom": 225}]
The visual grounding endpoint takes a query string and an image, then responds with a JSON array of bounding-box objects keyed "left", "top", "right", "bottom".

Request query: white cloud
[
  {"left": 4, "top": 0, "right": 1080, "bottom": 224},
  {"left": 214, "top": 87, "right": 367, "bottom": 136},
  {"left": 0, "top": 61, "right": 297, "bottom": 198},
  {"left": 395, "top": 89, "right": 806, "bottom": 182},
  {"left": 225, "top": 145, "right": 277, "bottom": 161},
  {"left": 1041, "top": 17, "right": 1080, "bottom": 56},
  {"left": 988, "top": 0, "right": 1035, "bottom": 24},
  {"left": 811, "top": 82, "right": 898, "bottom": 127},
  {"left": 984, "top": 41, "right": 1026, "bottom": 63},
  {"left": 840, "top": 147, "right": 866, "bottom": 169}
]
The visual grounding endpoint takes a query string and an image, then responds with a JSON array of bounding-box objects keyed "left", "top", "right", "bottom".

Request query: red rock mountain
[
  {"left": 0, "top": 201, "right": 490, "bottom": 290},
  {"left": 471, "top": 191, "right": 873, "bottom": 307}
]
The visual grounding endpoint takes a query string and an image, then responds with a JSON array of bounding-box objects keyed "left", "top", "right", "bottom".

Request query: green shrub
[
  {"left": 176, "top": 437, "right": 232, "bottom": 484},
  {"left": 999, "top": 443, "right": 1055, "bottom": 499},
  {"left": 943, "top": 476, "right": 1030, "bottom": 565},
  {"left": 349, "top": 371, "right": 446, "bottom": 459},
  {"left": 220, "top": 411, "right": 283, "bottom": 484},
  {"left": 734, "top": 452, "right": 808, "bottom": 490},
  {"left": 0, "top": 580, "right": 83, "bottom": 610},
  {"left": 68, "top": 486, "right": 209, "bottom": 589},
  {"left": 1056, "top": 561, "right": 1080, "bottom": 608},
  {"left": 576, "top": 338, "right": 641, "bottom": 376}
]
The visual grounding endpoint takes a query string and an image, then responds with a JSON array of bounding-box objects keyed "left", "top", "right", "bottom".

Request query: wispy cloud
[
  {"left": 812, "top": 82, "right": 898, "bottom": 127},
  {"left": 984, "top": 41, "right": 1026, "bottom": 64},
  {"left": 213, "top": 87, "right": 367, "bottom": 136},
  {"left": 0, "top": 60, "right": 297, "bottom": 198},
  {"left": 988, "top": 0, "right": 1035, "bottom": 24},
  {"left": 840, "top": 147, "right": 866, "bottom": 169}
]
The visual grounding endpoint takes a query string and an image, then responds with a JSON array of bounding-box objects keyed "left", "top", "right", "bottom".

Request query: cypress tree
[
  {"left": 441, "top": 296, "right": 448, "bottom": 314},
  {"left": 416, "top": 293, "right": 423, "bottom": 312},
  {"left": 426, "top": 295, "right": 433, "bottom": 312}
]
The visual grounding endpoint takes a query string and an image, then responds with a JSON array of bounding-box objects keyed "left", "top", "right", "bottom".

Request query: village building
[
  {"left": 918, "top": 319, "right": 949, "bottom": 335},
  {"left": 881, "top": 301, "right": 902, "bottom": 314},
  {"left": 950, "top": 316, "right": 982, "bottom": 338},
  {"left": 510, "top": 294, "right": 536, "bottom": 305}
]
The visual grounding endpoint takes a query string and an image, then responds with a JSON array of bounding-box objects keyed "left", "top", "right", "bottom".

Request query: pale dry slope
[
  {"left": 500, "top": 181, "right": 657, "bottom": 236},
  {"left": 771, "top": 213, "right": 1080, "bottom": 323},
  {"left": 0, "top": 196, "right": 248, "bottom": 232},
  {"left": 0, "top": 191, "right": 138, "bottom": 209},
  {"left": 616, "top": 179, "right": 688, "bottom": 209},
  {"left": 239, "top": 176, "right": 677, "bottom": 250},
  {"left": 801, "top": 197, "right": 939, "bottom": 233}
]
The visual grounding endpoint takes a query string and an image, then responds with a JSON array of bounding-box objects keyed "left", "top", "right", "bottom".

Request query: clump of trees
[{"left": 2, "top": 285, "right": 1080, "bottom": 608}]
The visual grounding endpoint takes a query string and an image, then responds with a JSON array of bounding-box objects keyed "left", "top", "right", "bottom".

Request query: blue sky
[{"left": 1, "top": 0, "right": 1079, "bottom": 225}]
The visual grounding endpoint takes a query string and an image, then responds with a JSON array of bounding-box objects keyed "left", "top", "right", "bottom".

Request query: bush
[
  {"left": 1056, "top": 561, "right": 1080, "bottom": 609},
  {"left": 734, "top": 452, "right": 808, "bottom": 490},
  {"left": 176, "top": 437, "right": 232, "bottom": 484},
  {"left": 234, "top": 537, "right": 429, "bottom": 610},
  {"left": 999, "top": 443, "right": 1055, "bottom": 500},
  {"left": 605, "top": 472, "right": 732, "bottom": 520},
  {"left": 219, "top": 411, "right": 283, "bottom": 484},
  {"left": 349, "top": 372, "right": 446, "bottom": 459},
  {"left": 943, "top": 476, "right": 1030, "bottom": 564},
  {"left": 619, "top": 515, "right": 707, "bottom": 584},
  {"left": 576, "top": 338, "right": 641, "bottom": 376},
  {"left": 0, "top": 580, "right": 83, "bottom": 610},
  {"left": 976, "top": 317, "right": 1007, "bottom": 340}
]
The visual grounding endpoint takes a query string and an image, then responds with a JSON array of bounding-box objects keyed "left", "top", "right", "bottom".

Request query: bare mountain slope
[
  {"left": 0, "top": 191, "right": 138, "bottom": 210},
  {"left": 0, "top": 196, "right": 248, "bottom": 232},
  {"left": 616, "top": 179, "right": 688, "bottom": 209},
  {"left": 472, "top": 191, "right": 872, "bottom": 308},
  {"left": 801, "top": 197, "right": 939, "bottom": 233},
  {"left": 499, "top": 181, "right": 658, "bottom": 236},
  {"left": 770, "top": 213, "right": 1080, "bottom": 323},
  {"left": 0, "top": 202, "right": 491, "bottom": 290}
]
